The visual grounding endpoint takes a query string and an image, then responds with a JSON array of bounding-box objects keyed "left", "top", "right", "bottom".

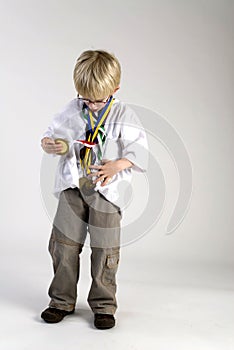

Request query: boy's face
[
  {"left": 79, "top": 95, "right": 110, "bottom": 113},
  {"left": 84, "top": 97, "right": 109, "bottom": 113},
  {"left": 78, "top": 87, "right": 119, "bottom": 113}
]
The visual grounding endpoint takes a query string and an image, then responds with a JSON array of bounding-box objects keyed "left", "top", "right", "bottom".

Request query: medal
[
  {"left": 54, "top": 138, "right": 69, "bottom": 155},
  {"left": 79, "top": 176, "right": 96, "bottom": 196}
]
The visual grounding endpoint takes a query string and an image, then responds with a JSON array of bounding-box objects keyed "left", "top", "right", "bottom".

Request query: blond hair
[{"left": 73, "top": 50, "right": 121, "bottom": 100}]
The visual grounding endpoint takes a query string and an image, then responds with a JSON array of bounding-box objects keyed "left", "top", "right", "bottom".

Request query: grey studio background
[{"left": 0, "top": 1, "right": 233, "bottom": 349}]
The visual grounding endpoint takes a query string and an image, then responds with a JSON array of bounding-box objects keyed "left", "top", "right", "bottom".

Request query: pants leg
[
  {"left": 48, "top": 188, "right": 88, "bottom": 311},
  {"left": 48, "top": 229, "right": 83, "bottom": 311},
  {"left": 85, "top": 192, "right": 121, "bottom": 315},
  {"left": 88, "top": 247, "right": 120, "bottom": 315}
]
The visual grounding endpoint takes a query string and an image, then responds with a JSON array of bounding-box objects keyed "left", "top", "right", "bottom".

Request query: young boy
[{"left": 40, "top": 50, "right": 147, "bottom": 329}]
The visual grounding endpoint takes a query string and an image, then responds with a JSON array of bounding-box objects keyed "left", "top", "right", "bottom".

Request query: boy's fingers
[
  {"left": 89, "top": 165, "right": 102, "bottom": 170},
  {"left": 46, "top": 143, "right": 56, "bottom": 148},
  {"left": 101, "top": 177, "right": 112, "bottom": 186},
  {"left": 42, "top": 140, "right": 54, "bottom": 150},
  {"left": 41, "top": 138, "right": 64, "bottom": 155},
  {"left": 88, "top": 172, "right": 98, "bottom": 178},
  {"left": 42, "top": 138, "right": 55, "bottom": 144},
  {"left": 46, "top": 145, "right": 57, "bottom": 150}
]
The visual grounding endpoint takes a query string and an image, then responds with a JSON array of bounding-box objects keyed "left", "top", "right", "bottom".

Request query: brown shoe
[
  {"left": 94, "top": 314, "right": 115, "bottom": 329},
  {"left": 41, "top": 307, "right": 74, "bottom": 323}
]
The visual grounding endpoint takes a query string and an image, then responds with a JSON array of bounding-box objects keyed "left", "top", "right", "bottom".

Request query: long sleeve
[
  {"left": 41, "top": 99, "right": 85, "bottom": 142},
  {"left": 41, "top": 111, "right": 69, "bottom": 140},
  {"left": 120, "top": 106, "right": 148, "bottom": 172}
]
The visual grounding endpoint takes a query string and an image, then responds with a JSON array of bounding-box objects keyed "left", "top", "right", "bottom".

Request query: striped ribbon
[{"left": 81, "top": 96, "right": 114, "bottom": 174}]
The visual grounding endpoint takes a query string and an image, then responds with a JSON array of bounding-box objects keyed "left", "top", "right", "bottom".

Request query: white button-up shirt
[{"left": 42, "top": 98, "right": 148, "bottom": 208}]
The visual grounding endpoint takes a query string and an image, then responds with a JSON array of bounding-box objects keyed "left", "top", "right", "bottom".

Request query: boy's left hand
[{"left": 89, "top": 159, "right": 133, "bottom": 187}]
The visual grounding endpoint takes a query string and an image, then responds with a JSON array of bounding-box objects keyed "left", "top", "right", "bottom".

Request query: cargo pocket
[
  {"left": 102, "top": 253, "right": 119, "bottom": 286},
  {"left": 48, "top": 230, "right": 83, "bottom": 273}
]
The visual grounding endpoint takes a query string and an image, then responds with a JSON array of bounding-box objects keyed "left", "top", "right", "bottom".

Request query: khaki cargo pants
[{"left": 48, "top": 188, "right": 121, "bottom": 315}]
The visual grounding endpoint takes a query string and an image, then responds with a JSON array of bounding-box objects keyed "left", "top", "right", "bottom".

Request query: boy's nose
[{"left": 89, "top": 103, "right": 98, "bottom": 112}]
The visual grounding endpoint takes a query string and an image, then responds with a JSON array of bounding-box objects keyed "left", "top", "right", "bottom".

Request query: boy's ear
[{"left": 114, "top": 86, "right": 120, "bottom": 93}]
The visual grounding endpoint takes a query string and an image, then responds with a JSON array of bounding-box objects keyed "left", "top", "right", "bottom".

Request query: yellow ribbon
[{"left": 81, "top": 98, "right": 114, "bottom": 174}]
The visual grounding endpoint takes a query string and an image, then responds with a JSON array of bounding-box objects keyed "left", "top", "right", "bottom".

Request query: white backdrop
[{"left": 0, "top": 0, "right": 233, "bottom": 348}]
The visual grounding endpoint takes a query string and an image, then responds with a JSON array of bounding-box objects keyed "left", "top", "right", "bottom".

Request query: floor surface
[{"left": 1, "top": 252, "right": 234, "bottom": 350}]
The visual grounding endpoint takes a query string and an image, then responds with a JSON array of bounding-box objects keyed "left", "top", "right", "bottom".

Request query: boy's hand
[
  {"left": 41, "top": 137, "right": 63, "bottom": 154},
  {"left": 89, "top": 159, "right": 133, "bottom": 187}
]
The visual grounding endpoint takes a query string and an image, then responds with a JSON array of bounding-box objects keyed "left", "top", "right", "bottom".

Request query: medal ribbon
[{"left": 81, "top": 96, "right": 114, "bottom": 174}]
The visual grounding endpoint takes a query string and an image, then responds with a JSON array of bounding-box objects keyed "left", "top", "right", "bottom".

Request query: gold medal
[
  {"left": 78, "top": 96, "right": 114, "bottom": 196},
  {"left": 55, "top": 138, "right": 69, "bottom": 155},
  {"left": 79, "top": 177, "right": 96, "bottom": 196}
]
